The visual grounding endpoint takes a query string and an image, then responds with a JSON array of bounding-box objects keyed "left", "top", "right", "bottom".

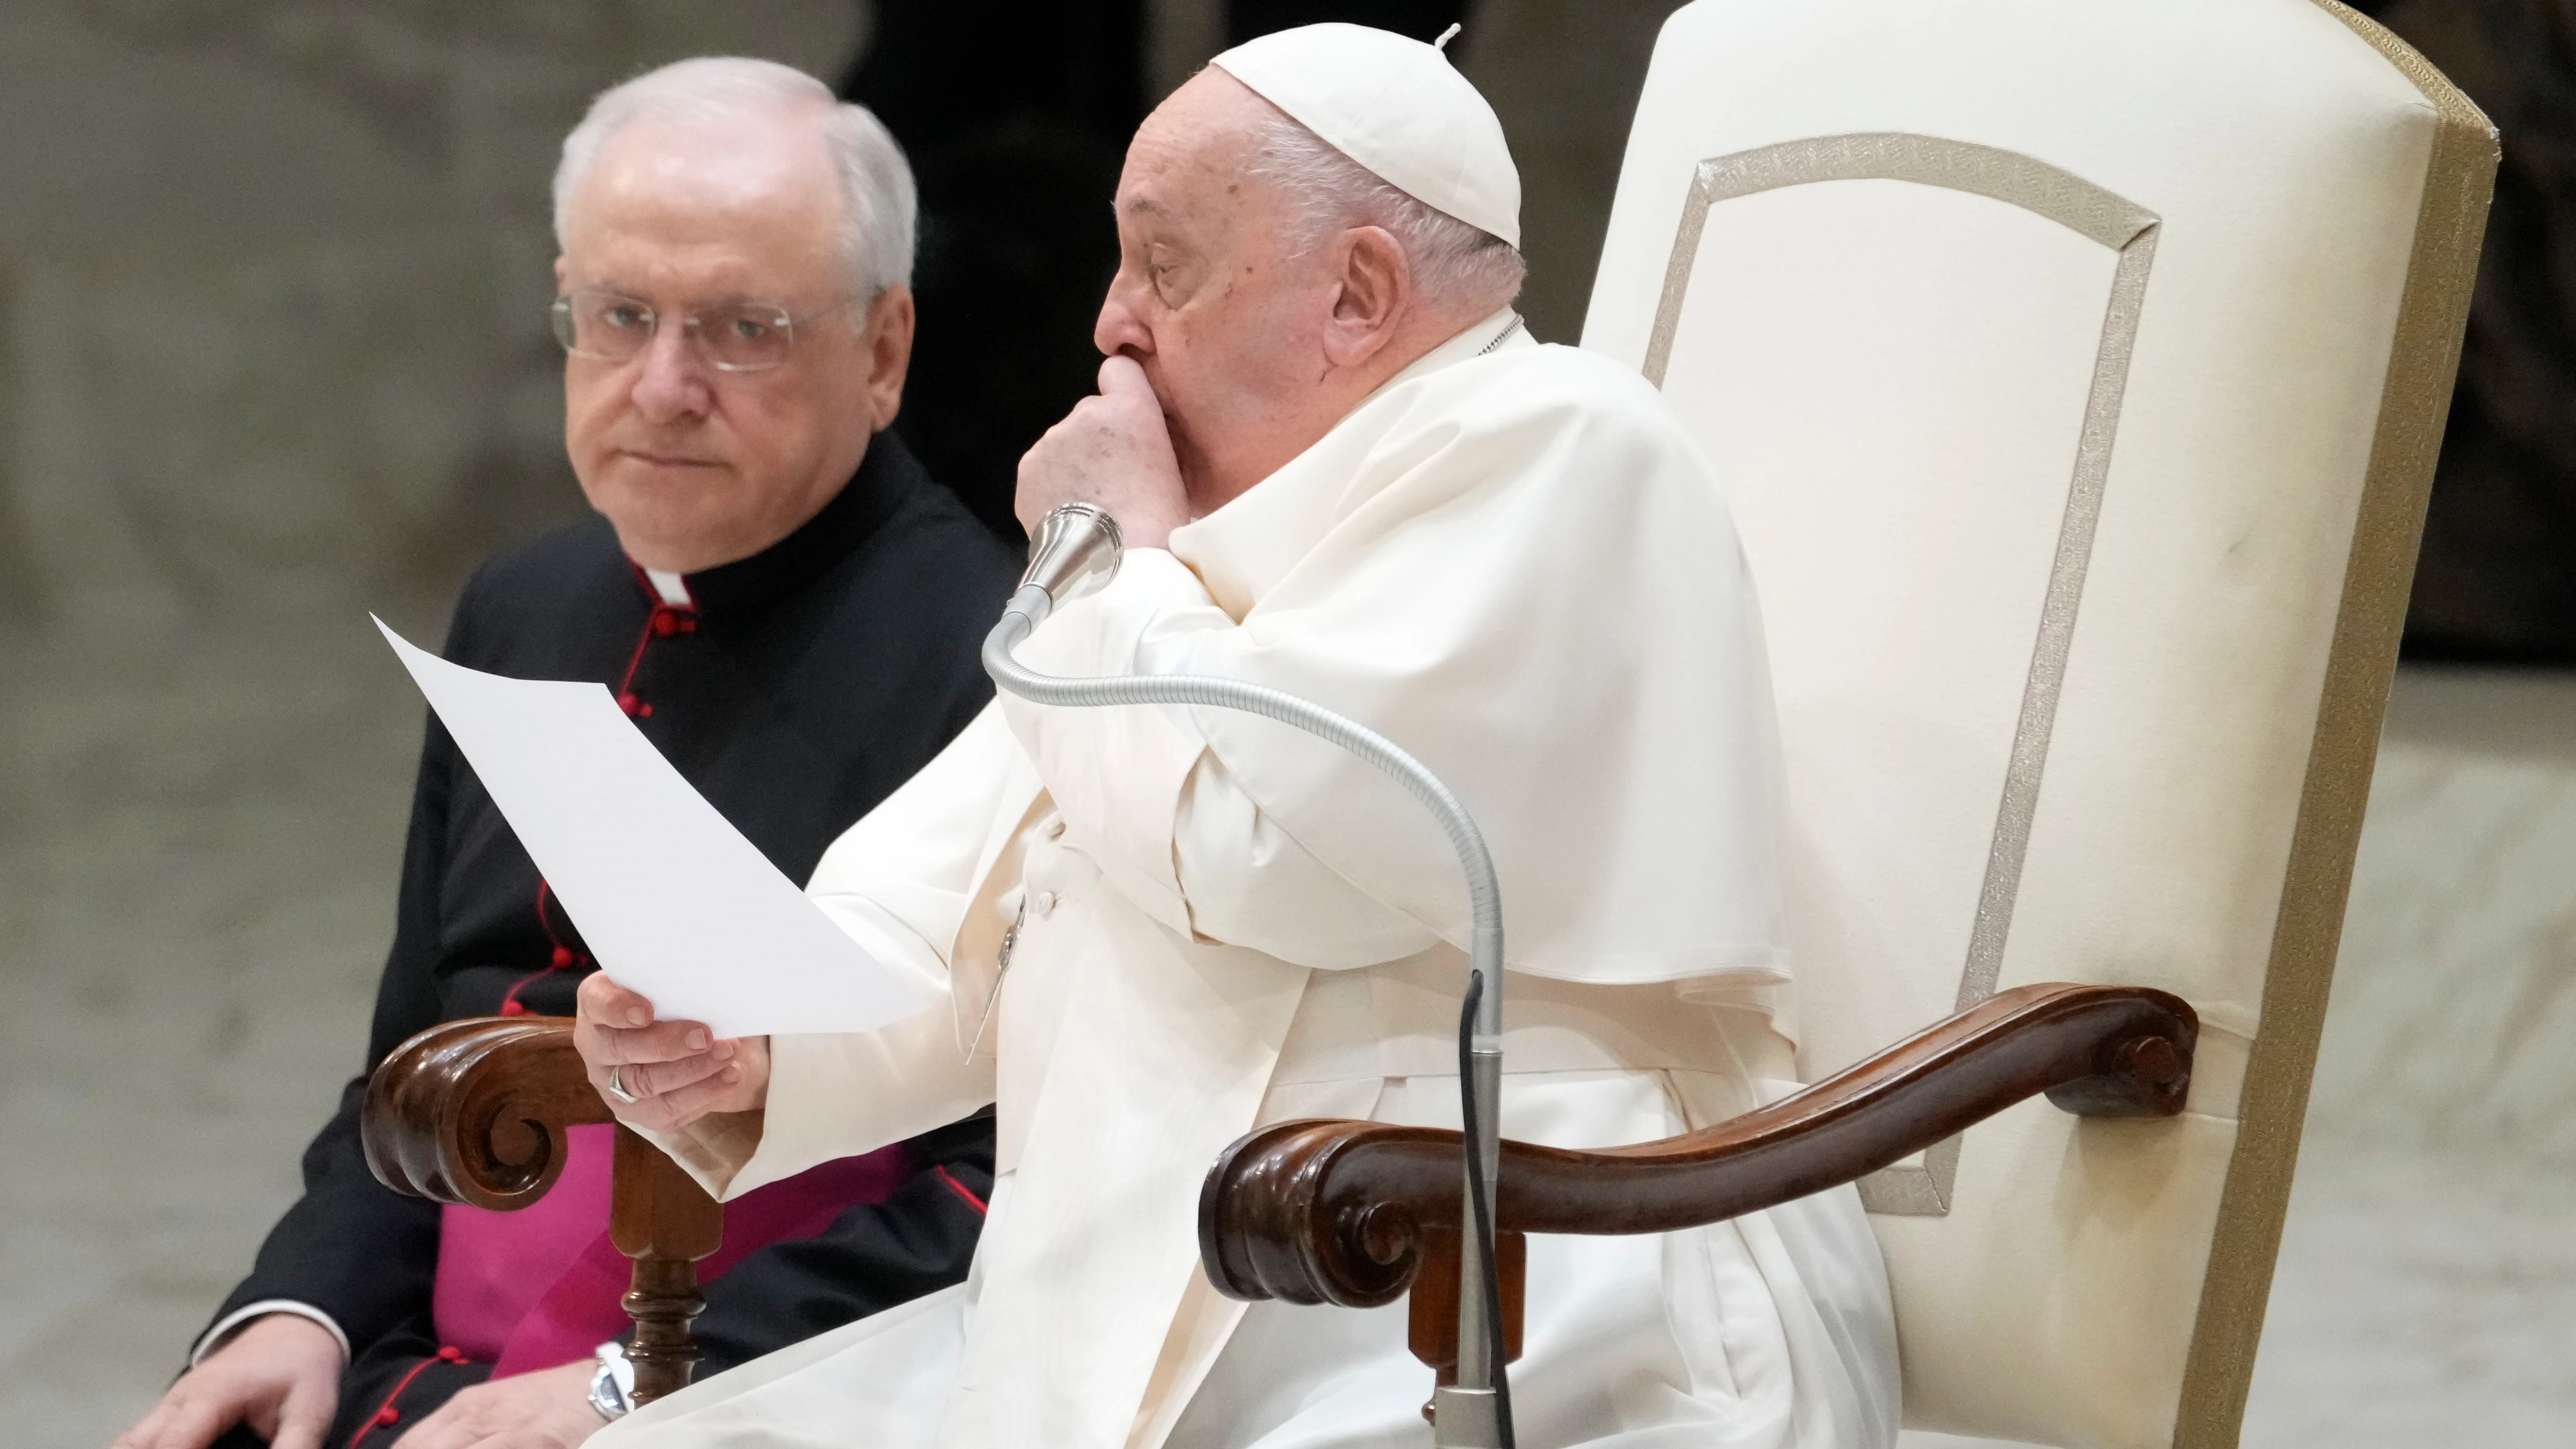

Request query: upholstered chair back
[{"left": 1579, "top": 2, "right": 2493, "bottom": 1444}]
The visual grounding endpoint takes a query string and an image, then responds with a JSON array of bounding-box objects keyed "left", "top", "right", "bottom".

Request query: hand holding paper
[
  {"left": 375, "top": 617, "right": 938, "bottom": 1039},
  {"left": 573, "top": 972, "right": 771, "bottom": 1131}
]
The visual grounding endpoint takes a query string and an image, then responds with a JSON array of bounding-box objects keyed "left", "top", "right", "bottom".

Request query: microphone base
[{"left": 1431, "top": 1385, "right": 1502, "bottom": 1447}]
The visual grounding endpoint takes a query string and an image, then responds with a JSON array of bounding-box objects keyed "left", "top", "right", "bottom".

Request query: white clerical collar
[
  {"left": 1387, "top": 307, "right": 1529, "bottom": 392},
  {"left": 642, "top": 568, "right": 693, "bottom": 606}
]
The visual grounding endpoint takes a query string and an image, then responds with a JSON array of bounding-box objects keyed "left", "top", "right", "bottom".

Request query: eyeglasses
[{"left": 549, "top": 288, "right": 855, "bottom": 373}]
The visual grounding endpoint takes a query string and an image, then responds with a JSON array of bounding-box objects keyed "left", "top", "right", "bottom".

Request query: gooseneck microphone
[{"left": 984, "top": 502, "right": 1515, "bottom": 1449}]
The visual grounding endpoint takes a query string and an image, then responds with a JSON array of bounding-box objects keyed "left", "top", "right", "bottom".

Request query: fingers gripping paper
[{"left": 375, "top": 617, "right": 937, "bottom": 1038}]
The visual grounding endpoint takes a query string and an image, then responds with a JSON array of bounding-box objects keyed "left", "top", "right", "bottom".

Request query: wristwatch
[{"left": 588, "top": 1341, "right": 636, "bottom": 1422}]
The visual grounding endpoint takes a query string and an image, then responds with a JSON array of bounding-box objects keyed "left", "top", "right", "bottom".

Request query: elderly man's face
[
  {"left": 1093, "top": 73, "right": 1354, "bottom": 509},
  {"left": 557, "top": 111, "right": 912, "bottom": 573}
]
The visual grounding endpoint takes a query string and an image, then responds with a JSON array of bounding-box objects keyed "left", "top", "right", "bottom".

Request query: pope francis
[{"left": 573, "top": 23, "right": 1899, "bottom": 1449}]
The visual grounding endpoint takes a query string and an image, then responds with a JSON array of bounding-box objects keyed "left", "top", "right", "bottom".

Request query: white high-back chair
[{"left": 1579, "top": 1, "right": 2492, "bottom": 1444}]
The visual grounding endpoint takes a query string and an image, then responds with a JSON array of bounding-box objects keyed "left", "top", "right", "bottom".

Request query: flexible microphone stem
[{"left": 986, "top": 505, "right": 1512, "bottom": 1449}]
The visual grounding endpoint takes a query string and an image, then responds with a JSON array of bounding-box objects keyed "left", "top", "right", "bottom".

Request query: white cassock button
[
  {"left": 1044, "top": 818, "right": 1066, "bottom": 840},
  {"left": 1034, "top": 890, "right": 1058, "bottom": 917}
]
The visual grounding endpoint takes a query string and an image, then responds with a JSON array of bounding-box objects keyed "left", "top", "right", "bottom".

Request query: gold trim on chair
[
  {"left": 1642, "top": 133, "right": 2161, "bottom": 1216},
  {"left": 2172, "top": 6, "right": 2499, "bottom": 1445}
]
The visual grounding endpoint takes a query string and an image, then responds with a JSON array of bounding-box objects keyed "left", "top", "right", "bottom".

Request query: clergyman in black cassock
[{"left": 199, "top": 429, "right": 1016, "bottom": 1447}]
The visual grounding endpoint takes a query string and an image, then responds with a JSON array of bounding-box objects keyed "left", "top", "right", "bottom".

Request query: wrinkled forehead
[
  {"left": 1115, "top": 70, "right": 1276, "bottom": 239},
  {"left": 566, "top": 111, "right": 845, "bottom": 263}
]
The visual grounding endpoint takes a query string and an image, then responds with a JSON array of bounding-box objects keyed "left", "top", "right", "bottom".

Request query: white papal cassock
[{"left": 598, "top": 310, "right": 1900, "bottom": 1449}]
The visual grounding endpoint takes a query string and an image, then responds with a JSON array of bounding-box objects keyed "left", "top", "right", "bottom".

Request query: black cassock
[{"left": 203, "top": 433, "right": 1019, "bottom": 1446}]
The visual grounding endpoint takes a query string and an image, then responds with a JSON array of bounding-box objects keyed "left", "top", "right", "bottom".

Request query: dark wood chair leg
[
  {"left": 1404, "top": 1224, "right": 1527, "bottom": 1424},
  {"left": 1405, "top": 1224, "right": 1526, "bottom": 1385},
  {"left": 611, "top": 1123, "right": 724, "bottom": 1404}
]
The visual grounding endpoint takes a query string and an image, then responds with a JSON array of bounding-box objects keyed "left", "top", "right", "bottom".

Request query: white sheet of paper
[{"left": 374, "top": 616, "right": 937, "bottom": 1038}]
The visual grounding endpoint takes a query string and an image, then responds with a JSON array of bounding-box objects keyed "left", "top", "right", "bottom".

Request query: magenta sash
[{"left": 431, "top": 1123, "right": 920, "bottom": 1376}]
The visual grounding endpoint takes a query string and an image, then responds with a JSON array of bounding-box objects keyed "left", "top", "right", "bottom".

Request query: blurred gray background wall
[{"left": 3, "top": 2, "right": 2572, "bottom": 1447}]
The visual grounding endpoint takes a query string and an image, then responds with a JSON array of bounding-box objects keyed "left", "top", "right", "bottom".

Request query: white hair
[
  {"left": 553, "top": 57, "right": 917, "bottom": 301},
  {"left": 1243, "top": 106, "right": 1525, "bottom": 317}
]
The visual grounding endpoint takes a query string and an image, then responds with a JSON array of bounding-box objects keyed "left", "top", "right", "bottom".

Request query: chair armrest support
[
  {"left": 363, "top": 1017, "right": 614, "bottom": 1211},
  {"left": 1200, "top": 981, "right": 2195, "bottom": 1309},
  {"left": 361, "top": 1015, "right": 722, "bottom": 1402}
]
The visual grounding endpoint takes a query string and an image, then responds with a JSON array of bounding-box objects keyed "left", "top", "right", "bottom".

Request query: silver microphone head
[{"left": 1018, "top": 502, "right": 1124, "bottom": 609}]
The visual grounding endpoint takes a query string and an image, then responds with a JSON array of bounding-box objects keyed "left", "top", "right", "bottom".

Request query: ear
[
  {"left": 1320, "top": 226, "right": 1410, "bottom": 370},
  {"left": 859, "top": 286, "right": 916, "bottom": 432}
]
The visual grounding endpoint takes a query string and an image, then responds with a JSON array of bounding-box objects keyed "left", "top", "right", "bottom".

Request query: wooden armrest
[
  {"left": 362, "top": 1017, "right": 613, "bottom": 1210},
  {"left": 1199, "top": 980, "right": 2195, "bottom": 1315},
  {"left": 362, "top": 1016, "right": 721, "bottom": 1402}
]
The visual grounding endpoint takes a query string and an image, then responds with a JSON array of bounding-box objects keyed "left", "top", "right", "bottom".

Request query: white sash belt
[{"left": 1271, "top": 949, "right": 1798, "bottom": 1087}]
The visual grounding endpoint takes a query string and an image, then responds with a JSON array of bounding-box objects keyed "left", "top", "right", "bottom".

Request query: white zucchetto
[{"left": 1210, "top": 22, "right": 1522, "bottom": 250}]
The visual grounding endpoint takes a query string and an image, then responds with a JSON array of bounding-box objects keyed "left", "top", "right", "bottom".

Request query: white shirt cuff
[{"left": 191, "top": 1300, "right": 351, "bottom": 1368}]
